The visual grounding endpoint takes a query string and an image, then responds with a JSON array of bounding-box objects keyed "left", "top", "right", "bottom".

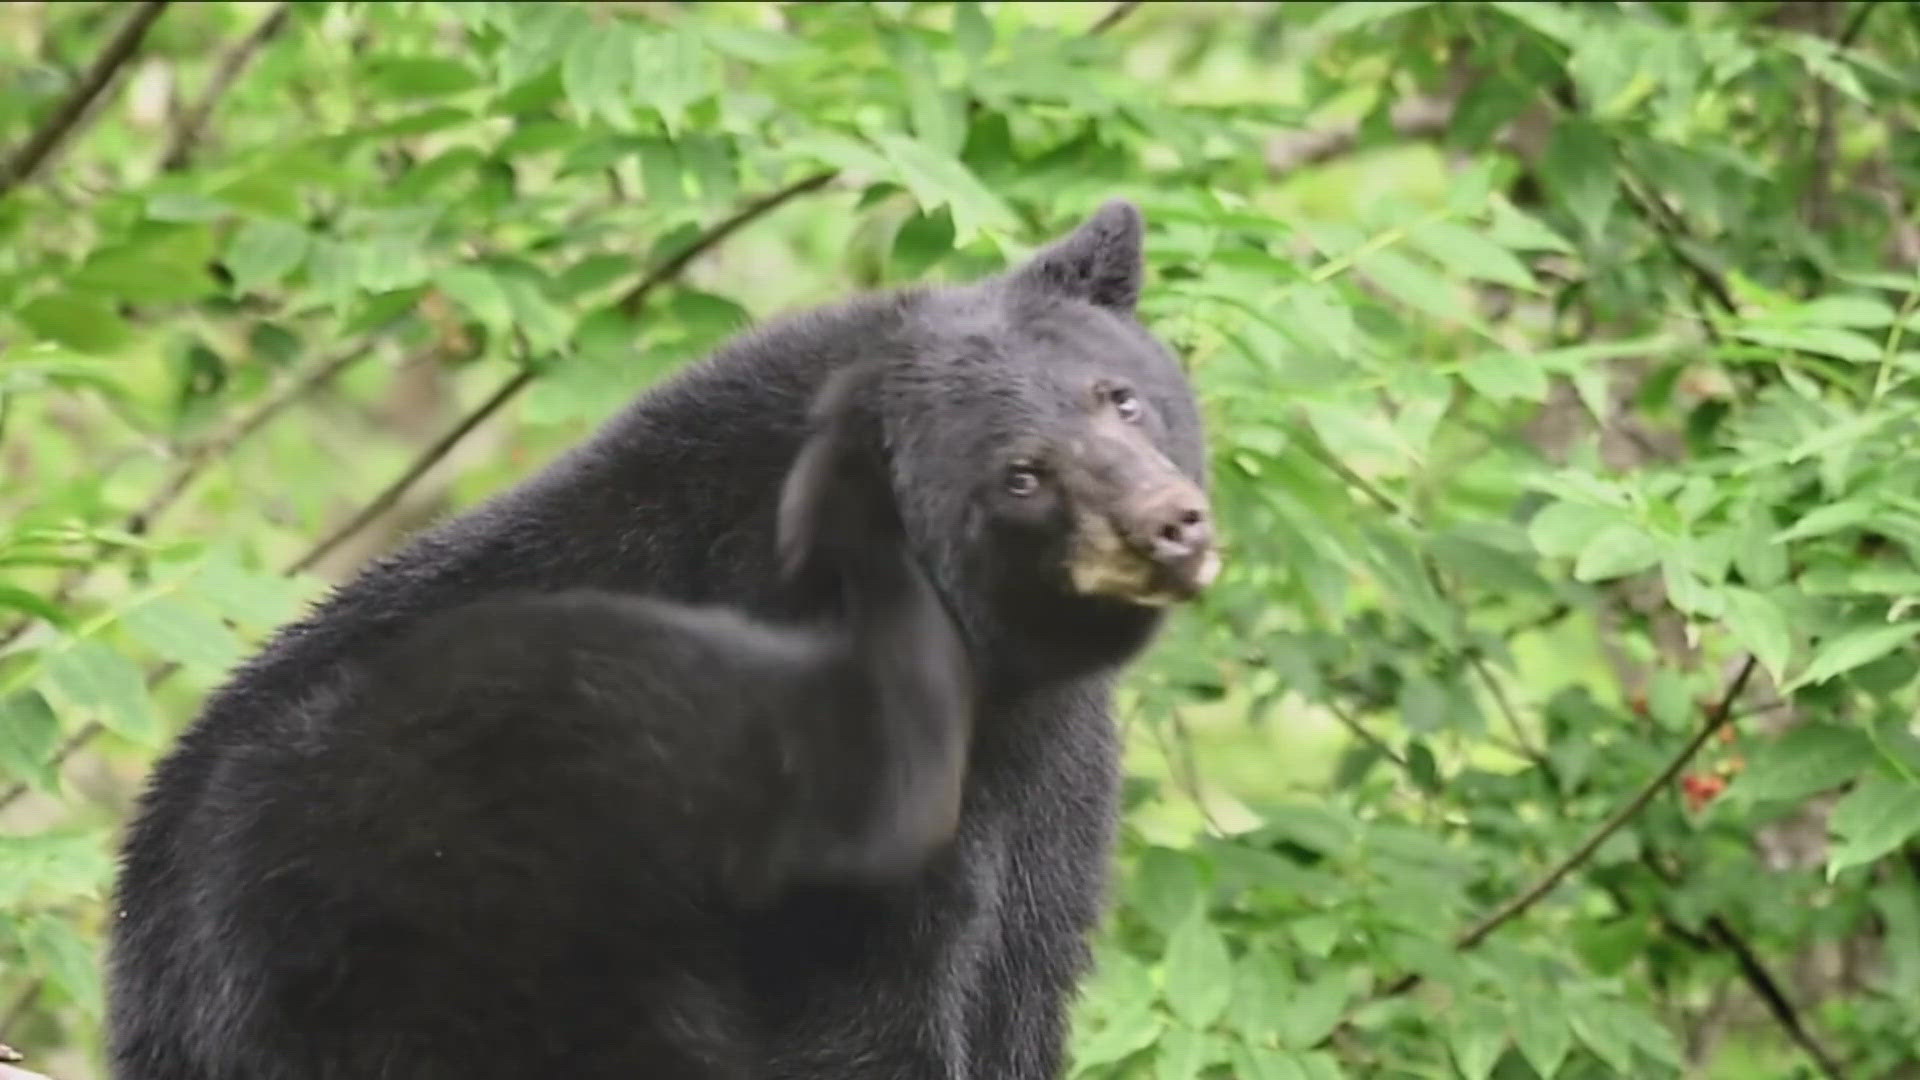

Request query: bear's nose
[
  {"left": 1123, "top": 485, "right": 1216, "bottom": 588},
  {"left": 1149, "top": 505, "right": 1211, "bottom": 565}
]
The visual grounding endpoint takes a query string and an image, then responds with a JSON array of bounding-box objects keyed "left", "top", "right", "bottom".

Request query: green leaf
[
  {"left": 1731, "top": 723, "right": 1878, "bottom": 803},
  {"left": 1828, "top": 775, "right": 1920, "bottom": 878},
  {"left": 1407, "top": 220, "right": 1539, "bottom": 291},
  {"left": 1448, "top": 1002, "right": 1507, "bottom": 1080},
  {"left": 15, "top": 291, "right": 133, "bottom": 354},
  {"left": 1541, "top": 120, "right": 1616, "bottom": 239},
  {"left": 1228, "top": 948, "right": 1293, "bottom": 1040},
  {"left": 906, "top": 68, "right": 965, "bottom": 158},
  {"left": 499, "top": 275, "right": 575, "bottom": 352},
  {"left": 0, "top": 690, "right": 60, "bottom": 792},
  {"left": 1305, "top": 0, "right": 1432, "bottom": 41},
  {"left": 42, "top": 640, "right": 158, "bottom": 744},
  {"left": 1230, "top": 1045, "right": 1328, "bottom": 1080},
  {"left": 22, "top": 914, "right": 102, "bottom": 1017},
  {"left": 366, "top": 56, "right": 482, "bottom": 99},
  {"left": 1528, "top": 501, "right": 1613, "bottom": 559},
  {"left": 1788, "top": 622, "right": 1920, "bottom": 691},
  {"left": 1459, "top": 352, "right": 1549, "bottom": 403},
  {"left": 953, "top": 1, "right": 994, "bottom": 66},
  {"left": 71, "top": 231, "right": 220, "bottom": 303},
  {"left": 871, "top": 133, "right": 1016, "bottom": 244},
  {"left": 1072, "top": 1009, "right": 1163, "bottom": 1071},
  {"left": 226, "top": 219, "right": 310, "bottom": 295},
  {"left": 1774, "top": 499, "right": 1879, "bottom": 543},
  {"left": 0, "top": 829, "right": 112, "bottom": 906},
  {"left": 1573, "top": 524, "right": 1662, "bottom": 582},
  {"left": 1512, "top": 996, "right": 1572, "bottom": 1078},
  {"left": 1486, "top": 198, "right": 1573, "bottom": 254},
  {"left": 1276, "top": 977, "right": 1348, "bottom": 1049},
  {"left": 1155, "top": 1024, "right": 1215, "bottom": 1080},
  {"left": 1356, "top": 249, "right": 1467, "bottom": 325},
  {"left": 121, "top": 595, "right": 245, "bottom": 675},
  {"left": 1162, "top": 908, "right": 1233, "bottom": 1029},
  {"left": 435, "top": 265, "right": 515, "bottom": 331},
  {"left": 1131, "top": 846, "right": 1203, "bottom": 933},
  {"left": 1733, "top": 325, "right": 1883, "bottom": 363},
  {"left": 187, "top": 555, "right": 309, "bottom": 631},
  {"left": 563, "top": 23, "right": 635, "bottom": 126},
  {"left": 697, "top": 24, "right": 814, "bottom": 65},
  {"left": 630, "top": 25, "right": 713, "bottom": 132},
  {"left": 1721, "top": 587, "right": 1792, "bottom": 685},
  {"left": 1779, "top": 295, "right": 1900, "bottom": 329},
  {"left": 1567, "top": 999, "right": 1637, "bottom": 1074}
]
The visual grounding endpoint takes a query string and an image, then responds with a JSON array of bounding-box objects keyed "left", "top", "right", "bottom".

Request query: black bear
[{"left": 105, "top": 200, "right": 1218, "bottom": 1079}]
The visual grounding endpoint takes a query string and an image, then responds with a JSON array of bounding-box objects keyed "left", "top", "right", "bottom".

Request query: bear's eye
[
  {"left": 1109, "top": 386, "right": 1143, "bottom": 423},
  {"left": 1004, "top": 462, "right": 1043, "bottom": 497}
]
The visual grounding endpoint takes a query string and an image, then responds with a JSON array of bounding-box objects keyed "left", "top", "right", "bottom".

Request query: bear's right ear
[{"left": 1010, "top": 199, "right": 1145, "bottom": 313}]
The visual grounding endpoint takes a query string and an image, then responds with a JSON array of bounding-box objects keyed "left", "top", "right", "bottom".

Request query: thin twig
[
  {"left": 0, "top": 980, "right": 40, "bottom": 1046},
  {"left": 0, "top": 0, "right": 173, "bottom": 199},
  {"left": 1702, "top": 914, "right": 1847, "bottom": 1079},
  {"left": 285, "top": 368, "right": 530, "bottom": 576},
  {"left": 1618, "top": 175, "right": 1738, "bottom": 317},
  {"left": 1088, "top": 1, "right": 1144, "bottom": 36},
  {"left": 159, "top": 1, "right": 293, "bottom": 172},
  {"left": 1363, "top": 655, "right": 1758, "bottom": 1003},
  {"left": 1323, "top": 699, "right": 1408, "bottom": 768},
  {"left": 1465, "top": 652, "right": 1546, "bottom": 763},
  {"left": 615, "top": 170, "right": 836, "bottom": 315},
  {"left": 1839, "top": 0, "right": 1881, "bottom": 46}
]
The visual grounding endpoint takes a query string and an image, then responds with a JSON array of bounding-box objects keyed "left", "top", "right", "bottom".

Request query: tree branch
[
  {"left": 0, "top": 0, "right": 173, "bottom": 199},
  {"left": 158, "top": 1, "right": 292, "bottom": 173}
]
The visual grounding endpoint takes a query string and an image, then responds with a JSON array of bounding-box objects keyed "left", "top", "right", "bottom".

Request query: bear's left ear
[{"left": 1011, "top": 199, "right": 1144, "bottom": 313}]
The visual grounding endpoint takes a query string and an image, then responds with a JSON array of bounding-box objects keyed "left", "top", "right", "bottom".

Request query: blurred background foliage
[{"left": 2, "top": 1, "right": 1919, "bottom": 1077}]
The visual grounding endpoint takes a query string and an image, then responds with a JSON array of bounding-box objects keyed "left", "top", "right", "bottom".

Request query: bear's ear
[{"left": 1010, "top": 199, "right": 1145, "bottom": 313}]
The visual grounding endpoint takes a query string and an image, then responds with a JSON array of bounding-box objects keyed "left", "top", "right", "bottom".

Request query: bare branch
[
  {"left": 159, "top": 1, "right": 293, "bottom": 172},
  {"left": 0, "top": 0, "right": 173, "bottom": 199}
]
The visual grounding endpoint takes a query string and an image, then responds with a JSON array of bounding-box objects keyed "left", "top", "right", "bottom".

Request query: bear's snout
[
  {"left": 1060, "top": 427, "right": 1220, "bottom": 606},
  {"left": 1115, "top": 481, "right": 1219, "bottom": 597}
]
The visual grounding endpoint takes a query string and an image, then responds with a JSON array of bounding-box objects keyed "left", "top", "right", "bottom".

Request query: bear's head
[{"left": 862, "top": 201, "right": 1217, "bottom": 684}]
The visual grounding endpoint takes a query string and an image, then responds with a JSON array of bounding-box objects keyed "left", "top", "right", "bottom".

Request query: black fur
[{"left": 106, "top": 200, "right": 1209, "bottom": 1079}]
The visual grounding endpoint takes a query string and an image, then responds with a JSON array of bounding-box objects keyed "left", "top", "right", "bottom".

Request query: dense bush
[{"left": 3, "top": 2, "right": 1918, "bottom": 1077}]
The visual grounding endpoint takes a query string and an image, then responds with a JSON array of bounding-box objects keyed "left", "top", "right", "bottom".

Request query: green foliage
[{"left": 3, "top": 2, "right": 1919, "bottom": 1077}]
